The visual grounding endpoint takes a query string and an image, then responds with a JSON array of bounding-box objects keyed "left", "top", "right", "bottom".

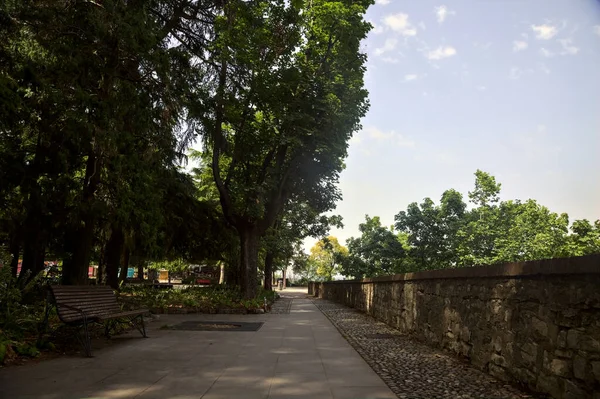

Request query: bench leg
[
  {"left": 132, "top": 314, "right": 147, "bottom": 338},
  {"left": 104, "top": 321, "right": 111, "bottom": 339},
  {"left": 75, "top": 321, "right": 93, "bottom": 357}
]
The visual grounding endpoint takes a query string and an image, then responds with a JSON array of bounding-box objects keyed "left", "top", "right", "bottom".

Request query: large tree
[{"left": 192, "top": 0, "right": 372, "bottom": 297}]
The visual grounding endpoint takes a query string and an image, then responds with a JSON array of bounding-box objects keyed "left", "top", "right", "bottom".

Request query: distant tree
[
  {"left": 343, "top": 215, "right": 406, "bottom": 279},
  {"left": 309, "top": 236, "right": 348, "bottom": 281},
  {"left": 565, "top": 219, "right": 600, "bottom": 256}
]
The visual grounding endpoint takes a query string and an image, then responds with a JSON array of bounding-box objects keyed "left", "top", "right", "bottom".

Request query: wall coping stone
[{"left": 322, "top": 254, "right": 600, "bottom": 284}]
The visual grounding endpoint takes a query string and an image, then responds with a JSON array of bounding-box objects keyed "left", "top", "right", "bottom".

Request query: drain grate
[
  {"left": 164, "top": 321, "right": 263, "bottom": 332},
  {"left": 364, "top": 333, "right": 398, "bottom": 339}
]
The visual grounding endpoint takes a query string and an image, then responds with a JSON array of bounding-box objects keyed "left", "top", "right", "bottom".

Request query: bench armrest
[{"left": 56, "top": 302, "right": 92, "bottom": 321}]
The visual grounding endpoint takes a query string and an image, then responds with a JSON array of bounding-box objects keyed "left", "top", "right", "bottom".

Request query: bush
[
  {"left": 119, "top": 284, "right": 279, "bottom": 313},
  {"left": 0, "top": 265, "right": 48, "bottom": 365}
]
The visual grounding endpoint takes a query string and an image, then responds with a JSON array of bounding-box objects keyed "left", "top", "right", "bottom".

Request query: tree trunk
[
  {"left": 264, "top": 251, "right": 274, "bottom": 291},
  {"left": 63, "top": 150, "right": 101, "bottom": 285},
  {"left": 105, "top": 226, "right": 124, "bottom": 289},
  {"left": 239, "top": 225, "right": 259, "bottom": 299},
  {"left": 119, "top": 247, "right": 130, "bottom": 284},
  {"left": 282, "top": 268, "right": 287, "bottom": 289},
  {"left": 137, "top": 258, "right": 145, "bottom": 281},
  {"left": 97, "top": 253, "right": 105, "bottom": 285},
  {"left": 219, "top": 262, "right": 225, "bottom": 284},
  {"left": 20, "top": 230, "right": 46, "bottom": 283}
]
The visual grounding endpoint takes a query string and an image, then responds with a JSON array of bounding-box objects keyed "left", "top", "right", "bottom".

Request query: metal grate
[{"left": 164, "top": 321, "right": 264, "bottom": 332}]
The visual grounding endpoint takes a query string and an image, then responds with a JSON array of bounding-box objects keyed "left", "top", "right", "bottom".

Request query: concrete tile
[
  {"left": 325, "top": 370, "right": 387, "bottom": 387},
  {"left": 202, "top": 382, "right": 270, "bottom": 399},
  {"left": 0, "top": 289, "right": 397, "bottom": 399},
  {"left": 136, "top": 375, "right": 214, "bottom": 398},
  {"left": 330, "top": 386, "right": 396, "bottom": 399}
]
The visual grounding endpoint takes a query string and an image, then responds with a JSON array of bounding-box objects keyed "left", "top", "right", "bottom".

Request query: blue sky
[
  {"left": 187, "top": 1, "right": 600, "bottom": 249},
  {"left": 312, "top": 0, "right": 600, "bottom": 247}
]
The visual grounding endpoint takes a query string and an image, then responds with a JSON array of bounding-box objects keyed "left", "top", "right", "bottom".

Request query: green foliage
[
  {"left": 308, "top": 236, "right": 348, "bottom": 281},
  {"left": 390, "top": 170, "right": 600, "bottom": 273},
  {"left": 343, "top": 215, "right": 407, "bottom": 279},
  {"left": 119, "top": 285, "right": 277, "bottom": 313},
  {"left": 0, "top": 263, "right": 46, "bottom": 364}
]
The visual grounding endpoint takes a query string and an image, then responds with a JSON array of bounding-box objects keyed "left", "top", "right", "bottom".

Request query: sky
[
  {"left": 187, "top": 0, "right": 600, "bottom": 251},
  {"left": 303, "top": 0, "right": 600, "bottom": 249}
]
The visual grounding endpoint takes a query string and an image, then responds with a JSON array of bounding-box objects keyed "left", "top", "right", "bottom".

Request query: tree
[
  {"left": 567, "top": 219, "right": 600, "bottom": 256},
  {"left": 309, "top": 236, "right": 348, "bottom": 281},
  {"left": 468, "top": 169, "right": 501, "bottom": 207},
  {"left": 0, "top": 0, "right": 209, "bottom": 285},
  {"left": 192, "top": 0, "right": 372, "bottom": 297},
  {"left": 493, "top": 200, "right": 569, "bottom": 262},
  {"left": 343, "top": 215, "right": 406, "bottom": 279}
]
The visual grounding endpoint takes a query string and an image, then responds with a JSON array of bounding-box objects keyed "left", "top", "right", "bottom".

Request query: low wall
[{"left": 309, "top": 255, "right": 600, "bottom": 399}]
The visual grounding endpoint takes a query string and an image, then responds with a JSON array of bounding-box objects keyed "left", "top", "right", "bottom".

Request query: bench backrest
[{"left": 50, "top": 285, "right": 120, "bottom": 323}]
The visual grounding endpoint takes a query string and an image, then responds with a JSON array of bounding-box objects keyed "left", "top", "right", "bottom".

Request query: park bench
[{"left": 47, "top": 285, "right": 148, "bottom": 357}]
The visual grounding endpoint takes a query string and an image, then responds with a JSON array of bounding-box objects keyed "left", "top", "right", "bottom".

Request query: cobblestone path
[{"left": 313, "top": 298, "right": 545, "bottom": 399}]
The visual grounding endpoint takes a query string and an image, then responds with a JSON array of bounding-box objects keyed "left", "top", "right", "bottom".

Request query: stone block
[
  {"left": 592, "top": 361, "right": 600, "bottom": 383},
  {"left": 460, "top": 326, "right": 471, "bottom": 342},
  {"left": 532, "top": 316, "right": 548, "bottom": 337},
  {"left": 567, "top": 329, "right": 582, "bottom": 349},
  {"left": 520, "top": 344, "right": 538, "bottom": 367},
  {"left": 563, "top": 379, "right": 588, "bottom": 399},
  {"left": 537, "top": 373, "right": 561, "bottom": 399},
  {"left": 549, "top": 358, "right": 571, "bottom": 378},
  {"left": 582, "top": 335, "right": 600, "bottom": 353},
  {"left": 558, "top": 330, "right": 567, "bottom": 348},
  {"left": 491, "top": 353, "right": 506, "bottom": 367},
  {"left": 489, "top": 363, "right": 509, "bottom": 381},
  {"left": 573, "top": 355, "right": 587, "bottom": 380}
]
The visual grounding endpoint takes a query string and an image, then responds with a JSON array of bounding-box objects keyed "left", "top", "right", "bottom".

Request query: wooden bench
[{"left": 47, "top": 285, "right": 148, "bottom": 357}]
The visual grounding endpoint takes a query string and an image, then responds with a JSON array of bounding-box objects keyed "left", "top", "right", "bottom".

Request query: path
[
  {"left": 0, "top": 288, "right": 395, "bottom": 399},
  {"left": 313, "top": 298, "right": 538, "bottom": 399}
]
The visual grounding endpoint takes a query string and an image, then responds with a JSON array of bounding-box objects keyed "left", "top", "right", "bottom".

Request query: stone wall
[{"left": 309, "top": 255, "right": 600, "bottom": 399}]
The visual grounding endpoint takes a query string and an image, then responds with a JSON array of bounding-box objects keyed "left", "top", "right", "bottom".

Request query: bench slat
[{"left": 50, "top": 285, "right": 139, "bottom": 323}]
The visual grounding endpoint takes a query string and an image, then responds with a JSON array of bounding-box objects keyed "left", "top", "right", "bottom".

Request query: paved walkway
[{"left": 0, "top": 288, "right": 396, "bottom": 399}]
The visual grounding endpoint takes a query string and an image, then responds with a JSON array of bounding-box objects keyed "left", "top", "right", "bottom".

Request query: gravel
[{"left": 312, "top": 298, "right": 544, "bottom": 399}]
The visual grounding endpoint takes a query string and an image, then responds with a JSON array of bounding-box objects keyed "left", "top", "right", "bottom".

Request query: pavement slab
[{"left": 0, "top": 288, "right": 394, "bottom": 399}]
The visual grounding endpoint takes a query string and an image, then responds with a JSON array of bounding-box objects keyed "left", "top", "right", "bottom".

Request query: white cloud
[
  {"left": 474, "top": 41, "right": 492, "bottom": 50},
  {"left": 383, "top": 13, "right": 417, "bottom": 36},
  {"left": 539, "top": 63, "right": 551, "bottom": 75},
  {"left": 532, "top": 24, "right": 558, "bottom": 40},
  {"left": 375, "top": 0, "right": 390, "bottom": 5},
  {"left": 435, "top": 5, "right": 455, "bottom": 24},
  {"left": 397, "top": 134, "right": 416, "bottom": 148},
  {"left": 476, "top": 85, "right": 486, "bottom": 91},
  {"left": 404, "top": 74, "right": 418, "bottom": 82},
  {"left": 594, "top": 25, "right": 600, "bottom": 36},
  {"left": 539, "top": 48, "right": 554, "bottom": 58},
  {"left": 513, "top": 40, "right": 528, "bottom": 52},
  {"left": 559, "top": 38, "right": 579, "bottom": 55},
  {"left": 381, "top": 57, "right": 400, "bottom": 64},
  {"left": 509, "top": 66, "right": 533, "bottom": 80},
  {"left": 509, "top": 67, "right": 522, "bottom": 80},
  {"left": 374, "top": 38, "right": 398, "bottom": 56},
  {"left": 418, "top": 21, "right": 426, "bottom": 31},
  {"left": 364, "top": 127, "right": 416, "bottom": 148},
  {"left": 366, "top": 127, "right": 394, "bottom": 141},
  {"left": 426, "top": 46, "right": 457, "bottom": 60},
  {"left": 371, "top": 21, "right": 384, "bottom": 35}
]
